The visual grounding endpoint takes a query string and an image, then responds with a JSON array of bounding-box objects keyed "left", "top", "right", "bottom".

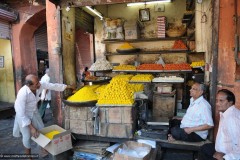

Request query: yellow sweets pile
[
  {"left": 113, "top": 65, "right": 136, "bottom": 71},
  {"left": 67, "top": 85, "right": 99, "bottom": 102},
  {"left": 118, "top": 42, "right": 134, "bottom": 50},
  {"left": 44, "top": 130, "right": 60, "bottom": 140},
  {"left": 97, "top": 79, "right": 134, "bottom": 105},
  {"left": 130, "top": 74, "right": 154, "bottom": 82},
  {"left": 95, "top": 85, "right": 107, "bottom": 98},
  {"left": 112, "top": 74, "right": 134, "bottom": 81},
  {"left": 130, "top": 84, "right": 144, "bottom": 92},
  {"left": 190, "top": 60, "right": 205, "bottom": 67}
]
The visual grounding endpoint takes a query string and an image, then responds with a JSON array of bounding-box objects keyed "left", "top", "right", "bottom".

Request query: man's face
[
  {"left": 216, "top": 92, "right": 232, "bottom": 112},
  {"left": 190, "top": 83, "right": 203, "bottom": 99},
  {"left": 29, "top": 77, "right": 41, "bottom": 91}
]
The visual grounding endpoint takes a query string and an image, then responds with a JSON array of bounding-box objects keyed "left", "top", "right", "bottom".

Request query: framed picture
[
  {"left": 0, "top": 56, "right": 4, "bottom": 68},
  {"left": 139, "top": 8, "right": 150, "bottom": 22}
]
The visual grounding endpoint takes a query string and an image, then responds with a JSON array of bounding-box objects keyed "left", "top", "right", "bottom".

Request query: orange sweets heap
[
  {"left": 67, "top": 85, "right": 99, "bottom": 102},
  {"left": 97, "top": 78, "right": 135, "bottom": 105},
  {"left": 130, "top": 74, "right": 154, "bottom": 82},
  {"left": 164, "top": 63, "right": 191, "bottom": 70},
  {"left": 172, "top": 40, "right": 188, "bottom": 50},
  {"left": 137, "top": 64, "right": 164, "bottom": 70},
  {"left": 113, "top": 65, "right": 136, "bottom": 71}
]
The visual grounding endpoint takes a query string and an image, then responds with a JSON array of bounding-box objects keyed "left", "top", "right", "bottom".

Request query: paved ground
[
  {"left": 0, "top": 108, "right": 54, "bottom": 160},
  {"left": 0, "top": 107, "right": 195, "bottom": 160}
]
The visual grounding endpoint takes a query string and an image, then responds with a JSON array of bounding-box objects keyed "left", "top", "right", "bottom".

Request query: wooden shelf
[
  {"left": 105, "top": 50, "right": 204, "bottom": 56},
  {"left": 112, "top": 70, "right": 192, "bottom": 73},
  {"left": 102, "top": 37, "right": 188, "bottom": 44}
]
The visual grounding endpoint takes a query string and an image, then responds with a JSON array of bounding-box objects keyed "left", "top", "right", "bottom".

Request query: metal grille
[
  {"left": 34, "top": 23, "right": 48, "bottom": 52},
  {"left": 75, "top": 8, "right": 94, "bottom": 34}
]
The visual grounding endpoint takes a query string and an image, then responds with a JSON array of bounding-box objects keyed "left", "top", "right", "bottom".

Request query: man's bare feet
[{"left": 168, "top": 134, "right": 176, "bottom": 142}]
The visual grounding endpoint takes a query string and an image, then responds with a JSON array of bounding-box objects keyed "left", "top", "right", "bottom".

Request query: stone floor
[
  {"left": 0, "top": 108, "right": 54, "bottom": 160},
  {"left": 0, "top": 107, "right": 196, "bottom": 160}
]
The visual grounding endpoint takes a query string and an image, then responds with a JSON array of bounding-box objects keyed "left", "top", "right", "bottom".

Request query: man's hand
[
  {"left": 29, "top": 124, "right": 39, "bottom": 138},
  {"left": 184, "top": 127, "right": 193, "bottom": 134},
  {"left": 213, "top": 152, "right": 224, "bottom": 160}
]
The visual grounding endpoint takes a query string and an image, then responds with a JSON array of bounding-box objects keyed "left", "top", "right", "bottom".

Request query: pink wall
[
  {"left": 75, "top": 28, "right": 93, "bottom": 76},
  {"left": 11, "top": 5, "right": 46, "bottom": 91}
]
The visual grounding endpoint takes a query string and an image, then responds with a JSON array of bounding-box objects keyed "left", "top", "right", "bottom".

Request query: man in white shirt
[
  {"left": 199, "top": 89, "right": 240, "bottom": 160},
  {"left": 168, "top": 82, "right": 214, "bottom": 142},
  {"left": 39, "top": 68, "right": 51, "bottom": 120},
  {"left": 13, "top": 74, "right": 73, "bottom": 157}
]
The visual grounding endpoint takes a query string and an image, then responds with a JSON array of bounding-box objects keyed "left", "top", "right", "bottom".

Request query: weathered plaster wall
[
  {"left": 0, "top": 39, "right": 15, "bottom": 102},
  {"left": 195, "top": 0, "right": 212, "bottom": 83},
  {"left": 61, "top": 7, "right": 77, "bottom": 86}
]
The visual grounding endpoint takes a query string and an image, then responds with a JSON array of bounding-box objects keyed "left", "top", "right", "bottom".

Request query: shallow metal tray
[{"left": 62, "top": 99, "right": 97, "bottom": 107}]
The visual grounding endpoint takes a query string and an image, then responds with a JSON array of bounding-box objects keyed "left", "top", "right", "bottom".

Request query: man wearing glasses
[{"left": 168, "top": 82, "right": 214, "bottom": 142}]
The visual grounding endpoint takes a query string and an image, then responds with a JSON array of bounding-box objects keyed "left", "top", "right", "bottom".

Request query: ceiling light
[
  {"left": 127, "top": 2, "right": 145, "bottom": 6},
  {"left": 85, "top": 6, "right": 103, "bottom": 20},
  {"left": 127, "top": 0, "right": 171, "bottom": 6}
]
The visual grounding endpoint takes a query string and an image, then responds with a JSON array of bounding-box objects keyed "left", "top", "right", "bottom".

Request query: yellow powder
[
  {"left": 44, "top": 130, "right": 60, "bottom": 140},
  {"left": 118, "top": 43, "right": 134, "bottom": 50}
]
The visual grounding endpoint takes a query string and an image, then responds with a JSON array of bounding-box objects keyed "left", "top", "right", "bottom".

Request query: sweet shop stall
[{"left": 61, "top": 0, "right": 213, "bottom": 159}]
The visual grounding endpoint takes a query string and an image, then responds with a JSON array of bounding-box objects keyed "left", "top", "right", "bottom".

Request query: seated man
[
  {"left": 199, "top": 89, "right": 240, "bottom": 160},
  {"left": 168, "top": 82, "right": 214, "bottom": 142}
]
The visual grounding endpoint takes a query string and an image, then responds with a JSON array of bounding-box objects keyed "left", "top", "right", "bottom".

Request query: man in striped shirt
[{"left": 168, "top": 82, "right": 214, "bottom": 142}]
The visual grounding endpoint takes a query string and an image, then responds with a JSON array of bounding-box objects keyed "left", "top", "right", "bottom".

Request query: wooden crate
[{"left": 152, "top": 92, "right": 176, "bottom": 118}]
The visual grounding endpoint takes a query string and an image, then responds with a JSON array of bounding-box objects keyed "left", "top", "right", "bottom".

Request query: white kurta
[
  {"left": 180, "top": 96, "right": 214, "bottom": 139},
  {"left": 13, "top": 82, "right": 67, "bottom": 148},
  {"left": 215, "top": 105, "right": 240, "bottom": 160}
]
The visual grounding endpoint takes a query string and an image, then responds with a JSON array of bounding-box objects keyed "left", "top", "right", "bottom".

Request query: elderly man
[
  {"left": 168, "top": 82, "right": 214, "bottom": 142},
  {"left": 199, "top": 89, "right": 240, "bottom": 160},
  {"left": 13, "top": 74, "right": 73, "bottom": 157}
]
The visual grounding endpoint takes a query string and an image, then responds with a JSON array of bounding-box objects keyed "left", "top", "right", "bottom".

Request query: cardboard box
[
  {"left": 31, "top": 125, "right": 72, "bottom": 156},
  {"left": 113, "top": 141, "right": 151, "bottom": 160}
]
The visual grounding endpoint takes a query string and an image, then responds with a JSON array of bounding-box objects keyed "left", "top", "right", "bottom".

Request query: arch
[{"left": 12, "top": 7, "right": 46, "bottom": 91}]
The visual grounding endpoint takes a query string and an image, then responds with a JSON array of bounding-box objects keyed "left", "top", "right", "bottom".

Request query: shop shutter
[
  {"left": 75, "top": 8, "right": 94, "bottom": 34},
  {"left": 34, "top": 23, "right": 48, "bottom": 52},
  {"left": 0, "top": 20, "right": 10, "bottom": 39}
]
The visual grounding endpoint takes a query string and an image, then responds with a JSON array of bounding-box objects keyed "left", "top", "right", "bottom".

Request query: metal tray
[
  {"left": 62, "top": 99, "right": 97, "bottom": 107},
  {"left": 116, "top": 48, "right": 140, "bottom": 53},
  {"left": 96, "top": 104, "right": 133, "bottom": 107},
  {"left": 89, "top": 69, "right": 112, "bottom": 72},
  {"left": 84, "top": 77, "right": 111, "bottom": 83}
]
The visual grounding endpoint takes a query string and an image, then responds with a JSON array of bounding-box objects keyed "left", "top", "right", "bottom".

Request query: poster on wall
[{"left": 0, "top": 56, "right": 4, "bottom": 68}]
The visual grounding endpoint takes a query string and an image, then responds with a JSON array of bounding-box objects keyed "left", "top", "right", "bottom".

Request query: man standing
[
  {"left": 199, "top": 89, "right": 240, "bottom": 160},
  {"left": 13, "top": 74, "right": 73, "bottom": 157},
  {"left": 168, "top": 82, "right": 214, "bottom": 142},
  {"left": 39, "top": 68, "right": 51, "bottom": 120}
]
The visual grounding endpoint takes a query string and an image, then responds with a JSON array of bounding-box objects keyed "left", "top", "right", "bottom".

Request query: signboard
[{"left": 0, "top": 56, "right": 4, "bottom": 68}]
